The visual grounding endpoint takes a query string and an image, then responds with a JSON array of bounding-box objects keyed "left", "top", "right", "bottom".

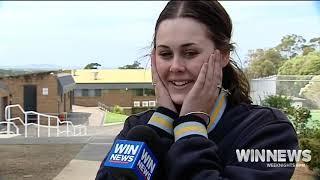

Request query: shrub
[
  {"left": 262, "top": 95, "right": 320, "bottom": 173},
  {"left": 300, "top": 135, "right": 320, "bottom": 175},
  {"left": 262, "top": 95, "right": 311, "bottom": 136},
  {"left": 112, "top": 105, "right": 125, "bottom": 115},
  {"left": 262, "top": 94, "right": 292, "bottom": 109}
]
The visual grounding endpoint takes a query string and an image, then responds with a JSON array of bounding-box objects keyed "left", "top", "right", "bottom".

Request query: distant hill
[
  {"left": 0, "top": 69, "right": 30, "bottom": 77},
  {"left": 0, "top": 69, "right": 55, "bottom": 77},
  {"left": 0, "top": 64, "right": 62, "bottom": 71}
]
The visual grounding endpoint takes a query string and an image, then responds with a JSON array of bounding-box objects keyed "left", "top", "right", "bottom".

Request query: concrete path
[
  {"left": 52, "top": 125, "right": 123, "bottom": 180},
  {"left": 72, "top": 105, "right": 106, "bottom": 126},
  {"left": 0, "top": 105, "right": 124, "bottom": 180},
  {"left": 53, "top": 136, "right": 115, "bottom": 180}
]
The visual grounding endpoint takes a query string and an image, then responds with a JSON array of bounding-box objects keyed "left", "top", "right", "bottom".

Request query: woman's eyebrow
[
  {"left": 181, "top": 43, "right": 197, "bottom": 48},
  {"left": 157, "top": 45, "right": 170, "bottom": 49},
  {"left": 156, "top": 43, "right": 198, "bottom": 49}
]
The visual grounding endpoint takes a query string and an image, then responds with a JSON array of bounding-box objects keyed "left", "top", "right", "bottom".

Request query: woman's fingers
[
  {"left": 192, "top": 62, "right": 208, "bottom": 91},
  {"left": 212, "top": 50, "right": 223, "bottom": 90},
  {"left": 204, "top": 53, "right": 215, "bottom": 91}
]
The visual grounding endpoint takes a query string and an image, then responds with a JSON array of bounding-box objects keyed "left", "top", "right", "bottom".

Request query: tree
[
  {"left": 118, "top": 61, "right": 144, "bottom": 69},
  {"left": 245, "top": 48, "right": 285, "bottom": 78},
  {"left": 310, "top": 37, "right": 320, "bottom": 51},
  {"left": 245, "top": 35, "right": 319, "bottom": 79},
  {"left": 299, "top": 75, "right": 320, "bottom": 108},
  {"left": 275, "top": 34, "right": 306, "bottom": 59},
  {"left": 302, "top": 44, "right": 316, "bottom": 56},
  {"left": 278, "top": 51, "right": 320, "bottom": 75},
  {"left": 84, "top": 63, "right": 101, "bottom": 69}
]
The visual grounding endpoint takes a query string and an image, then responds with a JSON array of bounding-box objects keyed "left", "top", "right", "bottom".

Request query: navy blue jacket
[{"left": 96, "top": 102, "right": 298, "bottom": 180}]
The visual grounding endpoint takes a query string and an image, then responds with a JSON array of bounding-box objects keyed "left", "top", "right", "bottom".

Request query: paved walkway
[
  {"left": 0, "top": 105, "right": 124, "bottom": 180},
  {"left": 53, "top": 136, "right": 115, "bottom": 180},
  {"left": 53, "top": 124, "right": 124, "bottom": 180},
  {"left": 72, "top": 105, "right": 105, "bottom": 126}
]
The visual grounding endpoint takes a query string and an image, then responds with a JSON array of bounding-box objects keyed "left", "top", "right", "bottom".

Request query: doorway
[{"left": 24, "top": 85, "right": 37, "bottom": 122}]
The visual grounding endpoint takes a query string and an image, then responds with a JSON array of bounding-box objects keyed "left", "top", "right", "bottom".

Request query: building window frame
[
  {"left": 142, "top": 101, "right": 149, "bottom": 107},
  {"left": 133, "top": 101, "right": 140, "bottom": 107},
  {"left": 82, "top": 89, "right": 89, "bottom": 97}
]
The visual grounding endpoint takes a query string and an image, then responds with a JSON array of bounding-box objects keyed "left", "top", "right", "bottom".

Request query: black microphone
[{"left": 104, "top": 125, "right": 161, "bottom": 180}]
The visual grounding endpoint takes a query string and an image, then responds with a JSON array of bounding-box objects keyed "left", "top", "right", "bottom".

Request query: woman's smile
[{"left": 169, "top": 80, "right": 194, "bottom": 89}]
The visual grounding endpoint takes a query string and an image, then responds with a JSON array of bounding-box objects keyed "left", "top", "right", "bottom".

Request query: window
[
  {"left": 149, "top": 101, "right": 156, "bottom": 107},
  {"left": 82, "top": 89, "right": 89, "bottom": 96},
  {"left": 94, "top": 89, "right": 102, "bottom": 96},
  {"left": 142, "top": 101, "right": 149, "bottom": 107},
  {"left": 144, "top": 89, "right": 155, "bottom": 96},
  {"left": 74, "top": 89, "right": 82, "bottom": 97},
  {"left": 133, "top": 101, "right": 140, "bottom": 107},
  {"left": 133, "top": 89, "right": 144, "bottom": 96}
]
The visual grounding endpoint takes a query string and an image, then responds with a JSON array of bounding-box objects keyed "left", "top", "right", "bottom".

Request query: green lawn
[
  {"left": 104, "top": 111, "right": 128, "bottom": 124},
  {"left": 308, "top": 109, "right": 320, "bottom": 128},
  {"left": 310, "top": 110, "right": 320, "bottom": 121}
]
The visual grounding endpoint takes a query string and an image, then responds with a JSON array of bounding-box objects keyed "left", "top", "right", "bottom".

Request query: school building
[
  {"left": 72, "top": 69, "right": 156, "bottom": 115},
  {"left": 0, "top": 71, "right": 76, "bottom": 124}
]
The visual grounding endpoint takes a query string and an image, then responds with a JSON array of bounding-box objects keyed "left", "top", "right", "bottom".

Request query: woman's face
[{"left": 155, "top": 18, "right": 218, "bottom": 105}]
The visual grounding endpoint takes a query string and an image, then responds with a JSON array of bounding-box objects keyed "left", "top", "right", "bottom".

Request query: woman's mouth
[{"left": 169, "top": 80, "right": 193, "bottom": 89}]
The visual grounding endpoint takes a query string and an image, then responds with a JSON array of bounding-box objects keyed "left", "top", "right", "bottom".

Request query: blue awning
[{"left": 57, "top": 74, "right": 76, "bottom": 95}]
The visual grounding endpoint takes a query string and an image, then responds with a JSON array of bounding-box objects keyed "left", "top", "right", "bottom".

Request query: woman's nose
[{"left": 169, "top": 57, "right": 186, "bottom": 73}]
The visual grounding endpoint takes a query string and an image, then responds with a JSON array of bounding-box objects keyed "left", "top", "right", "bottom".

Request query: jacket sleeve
[{"left": 166, "top": 113, "right": 299, "bottom": 180}]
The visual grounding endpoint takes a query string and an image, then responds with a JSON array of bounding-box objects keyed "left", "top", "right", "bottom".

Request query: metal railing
[
  {"left": 0, "top": 121, "right": 19, "bottom": 135},
  {"left": 2, "top": 104, "right": 87, "bottom": 138},
  {"left": 98, "top": 101, "right": 112, "bottom": 112}
]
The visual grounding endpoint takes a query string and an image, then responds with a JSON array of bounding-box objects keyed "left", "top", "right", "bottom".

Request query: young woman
[{"left": 96, "top": 1, "right": 298, "bottom": 179}]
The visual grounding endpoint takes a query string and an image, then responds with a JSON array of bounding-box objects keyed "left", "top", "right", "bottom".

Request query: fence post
[
  {"left": 37, "top": 114, "right": 40, "bottom": 138},
  {"left": 67, "top": 123, "right": 69, "bottom": 137},
  {"left": 57, "top": 119, "right": 59, "bottom": 137},
  {"left": 25, "top": 113, "right": 28, "bottom": 138},
  {"left": 48, "top": 117, "right": 51, "bottom": 137},
  {"left": 6, "top": 108, "right": 11, "bottom": 135}
]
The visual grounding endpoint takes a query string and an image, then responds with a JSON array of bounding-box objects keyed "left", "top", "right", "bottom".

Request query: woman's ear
[{"left": 221, "top": 52, "right": 230, "bottom": 68}]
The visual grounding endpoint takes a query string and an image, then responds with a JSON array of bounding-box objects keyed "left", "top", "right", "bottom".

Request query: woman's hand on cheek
[
  {"left": 180, "top": 50, "right": 222, "bottom": 116},
  {"left": 151, "top": 53, "right": 177, "bottom": 113}
]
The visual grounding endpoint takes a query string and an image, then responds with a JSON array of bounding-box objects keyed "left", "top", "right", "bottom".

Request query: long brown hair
[{"left": 152, "top": 0, "right": 252, "bottom": 105}]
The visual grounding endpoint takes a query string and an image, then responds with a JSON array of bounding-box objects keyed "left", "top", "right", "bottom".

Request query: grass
[
  {"left": 310, "top": 110, "right": 320, "bottom": 121},
  {"left": 307, "top": 109, "right": 320, "bottom": 129},
  {"left": 104, "top": 111, "right": 128, "bottom": 124}
]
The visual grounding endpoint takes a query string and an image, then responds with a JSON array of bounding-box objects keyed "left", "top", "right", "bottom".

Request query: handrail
[
  {"left": 6, "top": 117, "right": 24, "bottom": 125},
  {"left": 98, "top": 101, "right": 112, "bottom": 112},
  {"left": 4, "top": 104, "right": 87, "bottom": 138},
  {"left": 0, "top": 121, "right": 19, "bottom": 135}
]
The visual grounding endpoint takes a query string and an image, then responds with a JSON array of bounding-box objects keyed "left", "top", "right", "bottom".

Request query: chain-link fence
[
  {"left": 250, "top": 75, "right": 320, "bottom": 108},
  {"left": 250, "top": 75, "right": 320, "bottom": 128}
]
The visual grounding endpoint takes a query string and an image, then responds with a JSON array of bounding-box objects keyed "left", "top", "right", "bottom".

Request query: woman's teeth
[{"left": 171, "top": 81, "right": 192, "bottom": 86}]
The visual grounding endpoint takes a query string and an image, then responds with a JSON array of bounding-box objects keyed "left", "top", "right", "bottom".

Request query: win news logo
[
  {"left": 235, "top": 149, "right": 311, "bottom": 167},
  {"left": 104, "top": 140, "right": 158, "bottom": 180}
]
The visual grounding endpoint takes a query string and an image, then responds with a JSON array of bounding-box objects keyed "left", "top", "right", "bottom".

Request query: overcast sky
[{"left": 0, "top": 1, "right": 319, "bottom": 69}]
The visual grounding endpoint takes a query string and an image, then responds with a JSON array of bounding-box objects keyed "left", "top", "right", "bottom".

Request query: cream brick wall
[{"left": 74, "top": 89, "right": 156, "bottom": 110}]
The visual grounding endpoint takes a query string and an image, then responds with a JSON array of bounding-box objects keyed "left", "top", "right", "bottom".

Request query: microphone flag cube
[{"left": 104, "top": 139, "right": 158, "bottom": 180}]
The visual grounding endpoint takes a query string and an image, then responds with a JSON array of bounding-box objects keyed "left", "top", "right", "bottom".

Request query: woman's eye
[
  {"left": 184, "top": 51, "right": 198, "bottom": 58},
  {"left": 159, "top": 52, "right": 173, "bottom": 59}
]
